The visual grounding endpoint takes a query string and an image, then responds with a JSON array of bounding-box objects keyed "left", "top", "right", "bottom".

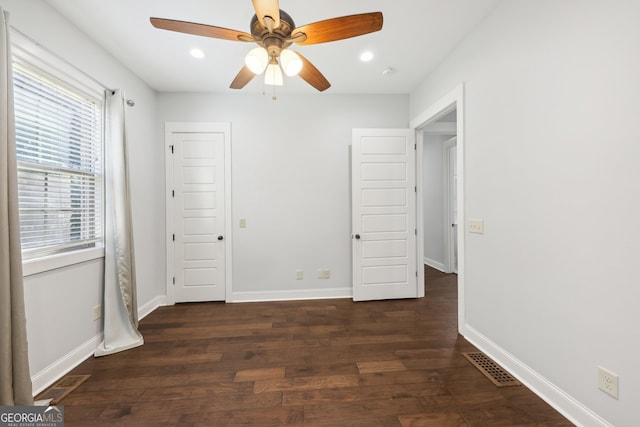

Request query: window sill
[{"left": 22, "top": 246, "right": 105, "bottom": 277}]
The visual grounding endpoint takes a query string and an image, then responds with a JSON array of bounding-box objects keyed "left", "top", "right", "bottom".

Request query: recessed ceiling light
[
  {"left": 190, "top": 48, "right": 205, "bottom": 59},
  {"left": 360, "top": 51, "right": 374, "bottom": 62}
]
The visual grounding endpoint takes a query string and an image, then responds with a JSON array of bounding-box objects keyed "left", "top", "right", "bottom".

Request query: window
[{"left": 13, "top": 63, "right": 103, "bottom": 260}]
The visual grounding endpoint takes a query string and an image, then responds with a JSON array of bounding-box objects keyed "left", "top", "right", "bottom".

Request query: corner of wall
[
  {"left": 463, "top": 325, "right": 611, "bottom": 427},
  {"left": 31, "top": 295, "right": 167, "bottom": 396}
]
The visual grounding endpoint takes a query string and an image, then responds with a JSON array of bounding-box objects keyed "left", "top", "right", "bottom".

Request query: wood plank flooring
[{"left": 60, "top": 267, "right": 573, "bottom": 426}]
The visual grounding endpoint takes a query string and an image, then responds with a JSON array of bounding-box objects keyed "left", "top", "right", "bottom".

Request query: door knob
[
  {"left": 217, "top": 235, "right": 224, "bottom": 241},
  {"left": 354, "top": 234, "right": 361, "bottom": 239}
]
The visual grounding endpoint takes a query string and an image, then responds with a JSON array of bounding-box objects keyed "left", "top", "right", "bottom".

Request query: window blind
[{"left": 13, "top": 63, "right": 103, "bottom": 259}]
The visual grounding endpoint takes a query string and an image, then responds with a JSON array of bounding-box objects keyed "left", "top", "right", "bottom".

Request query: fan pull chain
[{"left": 260, "top": 80, "right": 277, "bottom": 101}]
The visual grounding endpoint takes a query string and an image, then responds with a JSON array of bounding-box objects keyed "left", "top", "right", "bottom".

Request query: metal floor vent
[
  {"left": 36, "top": 374, "right": 91, "bottom": 404},
  {"left": 462, "top": 352, "right": 521, "bottom": 387}
]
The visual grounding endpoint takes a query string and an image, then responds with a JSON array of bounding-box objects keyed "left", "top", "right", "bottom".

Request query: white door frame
[
  {"left": 411, "top": 84, "right": 466, "bottom": 335},
  {"left": 443, "top": 136, "right": 457, "bottom": 274},
  {"left": 165, "top": 122, "right": 233, "bottom": 304}
]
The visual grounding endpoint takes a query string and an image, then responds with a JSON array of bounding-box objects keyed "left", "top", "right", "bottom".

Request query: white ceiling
[{"left": 45, "top": 0, "right": 501, "bottom": 95}]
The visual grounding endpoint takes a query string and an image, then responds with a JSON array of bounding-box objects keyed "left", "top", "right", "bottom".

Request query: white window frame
[{"left": 11, "top": 30, "right": 105, "bottom": 276}]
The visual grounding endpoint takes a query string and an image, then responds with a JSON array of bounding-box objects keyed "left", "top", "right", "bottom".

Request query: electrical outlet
[
  {"left": 468, "top": 219, "right": 485, "bottom": 234},
  {"left": 598, "top": 366, "right": 619, "bottom": 399},
  {"left": 317, "top": 268, "right": 330, "bottom": 279},
  {"left": 295, "top": 270, "right": 304, "bottom": 280},
  {"left": 92, "top": 304, "right": 101, "bottom": 321},
  {"left": 239, "top": 219, "right": 246, "bottom": 228}
]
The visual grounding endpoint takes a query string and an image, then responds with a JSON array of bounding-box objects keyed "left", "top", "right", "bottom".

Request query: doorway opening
[
  {"left": 412, "top": 84, "right": 466, "bottom": 335},
  {"left": 421, "top": 111, "right": 457, "bottom": 274}
]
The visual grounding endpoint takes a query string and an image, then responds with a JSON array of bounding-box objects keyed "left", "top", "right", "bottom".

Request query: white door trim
[
  {"left": 443, "top": 136, "right": 457, "bottom": 274},
  {"left": 411, "top": 84, "right": 466, "bottom": 335},
  {"left": 165, "top": 122, "right": 233, "bottom": 304}
]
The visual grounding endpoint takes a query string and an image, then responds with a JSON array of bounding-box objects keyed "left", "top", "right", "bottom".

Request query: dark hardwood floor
[{"left": 60, "top": 267, "right": 573, "bottom": 426}]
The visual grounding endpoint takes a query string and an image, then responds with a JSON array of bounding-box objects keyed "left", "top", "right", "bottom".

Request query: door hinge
[
  {"left": 414, "top": 143, "right": 417, "bottom": 150},
  {"left": 172, "top": 190, "right": 175, "bottom": 197},
  {"left": 415, "top": 186, "right": 417, "bottom": 193},
  {"left": 172, "top": 276, "right": 175, "bottom": 285},
  {"left": 170, "top": 145, "right": 174, "bottom": 154},
  {"left": 415, "top": 229, "right": 417, "bottom": 235},
  {"left": 172, "top": 234, "right": 175, "bottom": 241}
]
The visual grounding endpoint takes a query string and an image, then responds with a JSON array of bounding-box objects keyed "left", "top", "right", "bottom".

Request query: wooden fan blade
[
  {"left": 295, "top": 52, "right": 331, "bottom": 92},
  {"left": 292, "top": 12, "right": 383, "bottom": 46},
  {"left": 150, "top": 18, "right": 253, "bottom": 42},
  {"left": 251, "top": 0, "right": 280, "bottom": 29},
  {"left": 230, "top": 65, "right": 256, "bottom": 89}
]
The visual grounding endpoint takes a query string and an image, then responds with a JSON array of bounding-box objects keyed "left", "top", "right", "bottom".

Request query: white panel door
[
  {"left": 172, "top": 131, "right": 226, "bottom": 302},
  {"left": 352, "top": 129, "right": 417, "bottom": 301}
]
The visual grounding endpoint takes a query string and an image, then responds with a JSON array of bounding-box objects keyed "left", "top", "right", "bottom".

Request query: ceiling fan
[{"left": 150, "top": 0, "right": 383, "bottom": 92}]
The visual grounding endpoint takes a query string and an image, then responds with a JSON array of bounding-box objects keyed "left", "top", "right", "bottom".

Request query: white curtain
[
  {"left": 95, "top": 90, "right": 143, "bottom": 357},
  {"left": 0, "top": 7, "right": 33, "bottom": 405}
]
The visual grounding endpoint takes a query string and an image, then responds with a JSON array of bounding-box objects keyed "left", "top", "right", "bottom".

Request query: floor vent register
[
  {"left": 462, "top": 352, "right": 521, "bottom": 387},
  {"left": 36, "top": 374, "right": 91, "bottom": 404}
]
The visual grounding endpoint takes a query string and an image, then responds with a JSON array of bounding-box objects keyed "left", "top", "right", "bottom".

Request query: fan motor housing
[{"left": 250, "top": 9, "right": 295, "bottom": 55}]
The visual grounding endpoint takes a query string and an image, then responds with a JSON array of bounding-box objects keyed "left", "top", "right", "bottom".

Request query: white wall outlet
[
  {"left": 92, "top": 304, "right": 101, "bottom": 321},
  {"left": 468, "top": 219, "right": 485, "bottom": 234},
  {"left": 598, "top": 366, "right": 619, "bottom": 399},
  {"left": 239, "top": 219, "right": 246, "bottom": 228},
  {"left": 317, "top": 268, "right": 330, "bottom": 279},
  {"left": 295, "top": 270, "right": 304, "bottom": 280}
]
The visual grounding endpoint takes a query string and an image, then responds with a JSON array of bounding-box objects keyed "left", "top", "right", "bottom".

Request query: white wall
[
  {"left": 0, "top": 0, "right": 164, "bottom": 393},
  {"left": 158, "top": 93, "right": 408, "bottom": 300},
  {"left": 410, "top": 1, "right": 640, "bottom": 425},
  {"left": 422, "top": 133, "right": 446, "bottom": 270}
]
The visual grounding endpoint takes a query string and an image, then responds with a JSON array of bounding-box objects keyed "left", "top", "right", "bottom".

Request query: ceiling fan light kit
[
  {"left": 150, "top": 0, "right": 383, "bottom": 93},
  {"left": 279, "top": 49, "right": 302, "bottom": 77},
  {"left": 244, "top": 47, "right": 301, "bottom": 84},
  {"left": 264, "top": 62, "right": 283, "bottom": 86},
  {"left": 245, "top": 47, "right": 268, "bottom": 73}
]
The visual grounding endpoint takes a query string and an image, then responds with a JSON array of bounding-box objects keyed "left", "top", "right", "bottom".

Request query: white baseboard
[
  {"left": 423, "top": 257, "right": 445, "bottom": 272},
  {"left": 31, "top": 335, "right": 100, "bottom": 396},
  {"left": 139, "top": 295, "right": 167, "bottom": 320},
  {"left": 31, "top": 295, "right": 166, "bottom": 396},
  {"left": 463, "top": 324, "right": 611, "bottom": 427},
  {"left": 230, "top": 287, "right": 352, "bottom": 303}
]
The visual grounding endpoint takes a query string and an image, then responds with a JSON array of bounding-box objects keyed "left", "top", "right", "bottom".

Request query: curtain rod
[{"left": 11, "top": 26, "right": 135, "bottom": 106}]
